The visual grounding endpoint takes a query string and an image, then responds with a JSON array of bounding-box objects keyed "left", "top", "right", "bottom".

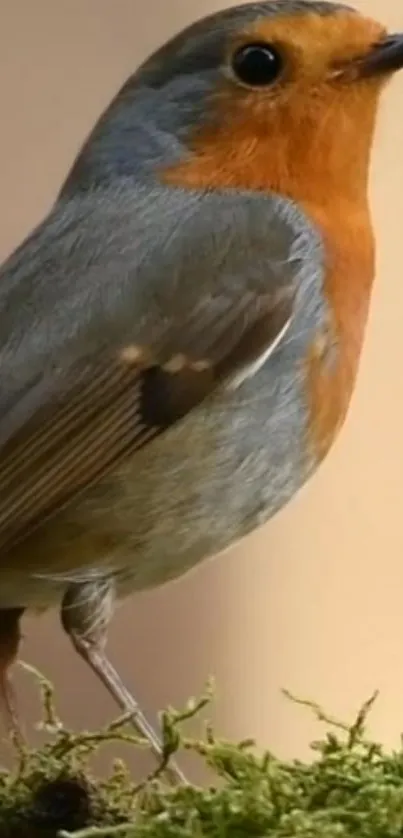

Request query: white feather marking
[{"left": 226, "top": 315, "right": 293, "bottom": 391}]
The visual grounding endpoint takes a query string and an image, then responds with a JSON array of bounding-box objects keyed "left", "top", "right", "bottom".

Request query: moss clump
[{"left": 1, "top": 667, "right": 403, "bottom": 838}]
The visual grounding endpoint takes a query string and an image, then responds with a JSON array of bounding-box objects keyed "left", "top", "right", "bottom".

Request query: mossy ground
[{"left": 1, "top": 666, "right": 403, "bottom": 838}]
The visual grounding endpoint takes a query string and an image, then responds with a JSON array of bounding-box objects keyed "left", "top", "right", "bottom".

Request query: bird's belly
[{"left": 1, "top": 362, "right": 315, "bottom": 608}]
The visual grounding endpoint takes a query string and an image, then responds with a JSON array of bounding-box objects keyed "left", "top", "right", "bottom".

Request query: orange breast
[{"left": 303, "top": 201, "right": 375, "bottom": 460}]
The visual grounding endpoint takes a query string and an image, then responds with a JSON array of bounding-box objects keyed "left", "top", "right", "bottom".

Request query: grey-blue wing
[{"left": 0, "top": 181, "right": 305, "bottom": 552}]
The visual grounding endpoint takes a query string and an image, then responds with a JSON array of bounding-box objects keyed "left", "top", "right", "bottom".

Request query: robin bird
[{"left": 0, "top": 0, "right": 401, "bottom": 781}]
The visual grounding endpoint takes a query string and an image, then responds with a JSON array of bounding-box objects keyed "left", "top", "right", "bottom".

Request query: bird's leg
[
  {"left": 60, "top": 580, "right": 187, "bottom": 785},
  {"left": 0, "top": 608, "right": 25, "bottom": 744}
]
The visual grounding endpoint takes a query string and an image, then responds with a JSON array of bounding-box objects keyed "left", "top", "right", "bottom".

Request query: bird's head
[
  {"left": 61, "top": 0, "right": 403, "bottom": 209},
  {"left": 154, "top": 0, "right": 402, "bottom": 206}
]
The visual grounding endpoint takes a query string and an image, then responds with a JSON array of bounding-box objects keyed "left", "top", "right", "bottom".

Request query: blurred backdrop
[{"left": 0, "top": 0, "right": 402, "bottom": 780}]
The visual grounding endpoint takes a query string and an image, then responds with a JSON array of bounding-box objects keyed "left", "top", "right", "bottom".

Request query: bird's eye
[{"left": 231, "top": 42, "right": 284, "bottom": 87}]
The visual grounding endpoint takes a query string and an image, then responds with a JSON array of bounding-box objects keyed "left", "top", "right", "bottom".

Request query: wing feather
[{"left": 0, "top": 182, "right": 308, "bottom": 553}]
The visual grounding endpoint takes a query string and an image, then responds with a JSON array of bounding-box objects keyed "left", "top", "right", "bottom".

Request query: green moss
[{"left": 1, "top": 666, "right": 403, "bottom": 838}]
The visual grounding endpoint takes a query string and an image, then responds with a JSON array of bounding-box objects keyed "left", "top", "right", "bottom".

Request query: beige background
[{"left": 0, "top": 0, "right": 402, "bottom": 778}]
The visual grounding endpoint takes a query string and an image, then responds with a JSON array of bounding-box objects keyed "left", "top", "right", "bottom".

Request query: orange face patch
[{"left": 163, "top": 9, "right": 387, "bottom": 202}]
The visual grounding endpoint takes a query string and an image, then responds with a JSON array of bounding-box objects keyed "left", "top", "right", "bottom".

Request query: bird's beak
[{"left": 354, "top": 34, "right": 403, "bottom": 78}]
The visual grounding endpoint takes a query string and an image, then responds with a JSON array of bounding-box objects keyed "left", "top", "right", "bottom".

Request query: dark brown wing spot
[{"left": 140, "top": 363, "right": 214, "bottom": 427}]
